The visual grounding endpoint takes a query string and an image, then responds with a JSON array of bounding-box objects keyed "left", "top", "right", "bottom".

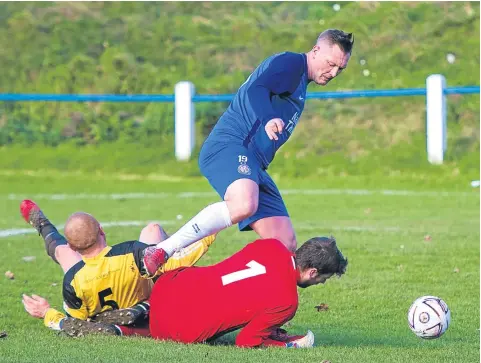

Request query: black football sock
[{"left": 40, "top": 223, "right": 68, "bottom": 264}]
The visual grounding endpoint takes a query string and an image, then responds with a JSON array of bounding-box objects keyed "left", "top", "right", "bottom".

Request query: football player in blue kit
[{"left": 143, "top": 29, "right": 354, "bottom": 275}]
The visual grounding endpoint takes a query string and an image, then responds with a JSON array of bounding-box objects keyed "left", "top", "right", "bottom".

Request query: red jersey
[{"left": 149, "top": 238, "right": 299, "bottom": 347}]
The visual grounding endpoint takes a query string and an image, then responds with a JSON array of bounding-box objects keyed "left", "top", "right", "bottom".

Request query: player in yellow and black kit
[
  {"left": 20, "top": 200, "right": 215, "bottom": 337},
  {"left": 61, "top": 237, "right": 215, "bottom": 320}
]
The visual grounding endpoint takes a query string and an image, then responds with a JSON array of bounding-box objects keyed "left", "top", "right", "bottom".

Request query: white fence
[
  {"left": 0, "top": 77, "right": 478, "bottom": 164},
  {"left": 174, "top": 75, "right": 477, "bottom": 164}
]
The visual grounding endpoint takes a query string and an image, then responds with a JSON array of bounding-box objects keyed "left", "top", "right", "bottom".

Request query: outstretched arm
[
  {"left": 22, "top": 294, "right": 134, "bottom": 337},
  {"left": 22, "top": 294, "right": 66, "bottom": 331}
]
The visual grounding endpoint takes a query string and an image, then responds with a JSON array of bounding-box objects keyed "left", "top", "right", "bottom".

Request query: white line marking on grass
[
  {"left": 7, "top": 193, "right": 175, "bottom": 200},
  {"left": 282, "top": 189, "right": 474, "bottom": 197},
  {"left": 0, "top": 228, "right": 34, "bottom": 237},
  {"left": 0, "top": 220, "right": 177, "bottom": 238},
  {"left": 0, "top": 220, "right": 412, "bottom": 238},
  {"left": 0, "top": 220, "right": 469, "bottom": 238},
  {"left": 0, "top": 222, "right": 399, "bottom": 238},
  {"left": 5, "top": 189, "right": 474, "bottom": 201}
]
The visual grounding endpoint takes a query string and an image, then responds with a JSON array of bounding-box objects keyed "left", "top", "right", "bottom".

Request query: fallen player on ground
[
  {"left": 23, "top": 230, "right": 347, "bottom": 347},
  {"left": 20, "top": 200, "right": 216, "bottom": 336},
  {"left": 147, "top": 235, "right": 348, "bottom": 348}
]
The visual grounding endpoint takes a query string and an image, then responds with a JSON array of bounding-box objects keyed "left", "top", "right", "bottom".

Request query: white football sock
[{"left": 157, "top": 201, "right": 232, "bottom": 256}]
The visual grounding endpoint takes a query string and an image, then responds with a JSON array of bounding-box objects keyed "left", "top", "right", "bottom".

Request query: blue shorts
[{"left": 199, "top": 141, "right": 289, "bottom": 231}]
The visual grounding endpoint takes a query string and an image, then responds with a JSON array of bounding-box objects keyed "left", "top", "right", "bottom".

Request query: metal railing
[
  {"left": 0, "top": 80, "right": 479, "bottom": 163},
  {"left": 0, "top": 86, "right": 478, "bottom": 102}
]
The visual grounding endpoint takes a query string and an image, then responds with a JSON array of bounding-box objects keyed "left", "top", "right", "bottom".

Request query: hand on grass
[{"left": 22, "top": 294, "right": 50, "bottom": 319}]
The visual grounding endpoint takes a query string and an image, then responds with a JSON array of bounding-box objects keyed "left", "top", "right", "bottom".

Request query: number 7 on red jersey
[{"left": 221, "top": 261, "right": 266, "bottom": 286}]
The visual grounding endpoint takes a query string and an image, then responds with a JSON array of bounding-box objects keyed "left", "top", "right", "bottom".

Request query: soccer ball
[{"left": 407, "top": 296, "right": 451, "bottom": 339}]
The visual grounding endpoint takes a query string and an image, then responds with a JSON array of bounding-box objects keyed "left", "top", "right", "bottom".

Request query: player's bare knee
[
  {"left": 55, "top": 245, "right": 82, "bottom": 273},
  {"left": 139, "top": 223, "right": 164, "bottom": 244},
  {"left": 229, "top": 198, "right": 258, "bottom": 223},
  {"left": 241, "top": 197, "right": 258, "bottom": 218},
  {"left": 146, "top": 223, "right": 161, "bottom": 234},
  {"left": 225, "top": 179, "right": 259, "bottom": 223},
  {"left": 140, "top": 223, "right": 153, "bottom": 236}
]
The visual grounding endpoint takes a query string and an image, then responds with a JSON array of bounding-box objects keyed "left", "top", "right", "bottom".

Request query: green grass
[
  {"left": 0, "top": 2, "right": 479, "bottom": 154},
  {"left": 0, "top": 2, "right": 478, "bottom": 360},
  {"left": 0, "top": 2, "right": 478, "bottom": 185},
  {"left": 0, "top": 118, "right": 479, "bottom": 184},
  {"left": 0, "top": 172, "right": 479, "bottom": 362}
]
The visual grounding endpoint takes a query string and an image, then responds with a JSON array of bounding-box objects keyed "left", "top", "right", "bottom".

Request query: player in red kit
[{"left": 149, "top": 236, "right": 347, "bottom": 348}]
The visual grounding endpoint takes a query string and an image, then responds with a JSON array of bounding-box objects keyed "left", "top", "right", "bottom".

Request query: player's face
[
  {"left": 311, "top": 43, "right": 350, "bottom": 86},
  {"left": 297, "top": 269, "right": 334, "bottom": 288}
]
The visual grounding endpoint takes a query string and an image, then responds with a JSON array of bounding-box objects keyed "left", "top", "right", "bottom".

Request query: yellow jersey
[{"left": 58, "top": 235, "right": 216, "bottom": 321}]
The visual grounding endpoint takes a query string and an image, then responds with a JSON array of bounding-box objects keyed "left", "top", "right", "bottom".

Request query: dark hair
[
  {"left": 295, "top": 236, "right": 348, "bottom": 276},
  {"left": 317, "top": 29, "right": 354, "bottom": 54}
]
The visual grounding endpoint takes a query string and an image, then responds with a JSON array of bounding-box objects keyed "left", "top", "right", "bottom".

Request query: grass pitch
[{"left": 0, "top": 173, "right": 479, "bottom": 363}]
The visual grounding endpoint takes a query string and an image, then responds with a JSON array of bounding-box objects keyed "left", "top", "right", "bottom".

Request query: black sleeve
[
  {"left": 63, "top": 284, "right": 83, "bottom": 310},
  {"left": 247, "top": 53, "right": 305, "bottom": 124},
  {"left": 131, "top": 241, "right": 150, "bottom": 275},
  {"left": 62, "top": 261, "right": 85, "bottom": 310}
]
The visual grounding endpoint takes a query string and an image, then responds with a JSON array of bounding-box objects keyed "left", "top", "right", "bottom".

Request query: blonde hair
[{"left": 64, "top": 212, "right": 101, "bottom": 252}]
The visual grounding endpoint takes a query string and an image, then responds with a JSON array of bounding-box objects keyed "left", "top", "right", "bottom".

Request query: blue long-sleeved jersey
[{"left": 205, "top": 52, "right": 309, "bottom": 169}]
